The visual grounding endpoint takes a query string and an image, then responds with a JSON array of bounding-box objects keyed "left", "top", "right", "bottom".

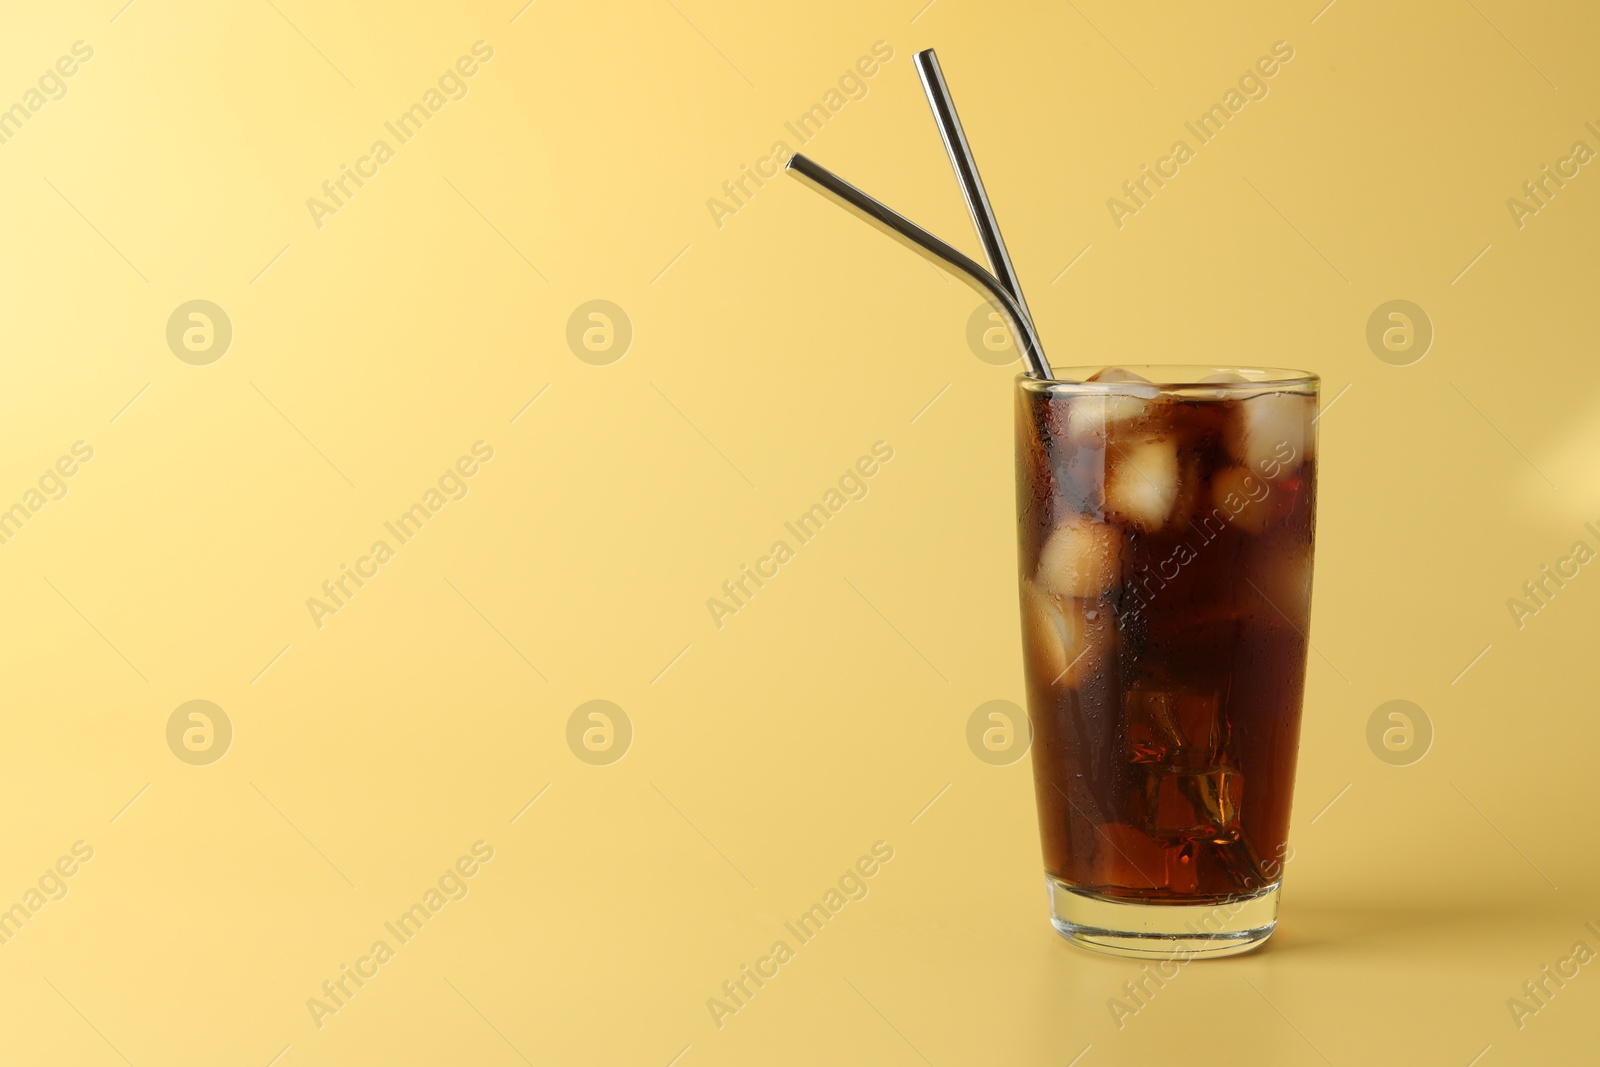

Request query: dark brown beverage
[{"left": 1015, "top": 367, "right": 1317, "bottom": 921}]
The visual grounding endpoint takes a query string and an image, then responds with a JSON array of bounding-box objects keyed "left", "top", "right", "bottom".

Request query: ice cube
[
  {"left": 1227, "top": 392, "right": 1315, "bottom": 476},
  {"left": 1020, "top": 581, "right": 1062, "bottom": 677},
  {"left": 1088, "top": 366, "right": 1160, "bottom": 390},
  {"left": 1151, "top": 767, "right": 1241, "bottom": 843},
  {"left": 1064, "top": 394, "right": 1148, "bottom": 442},
  {"left": 1037, "top": 517, "right": 1121, "bottom": 598},
  {"left": 1020, "top": 582, "right": 1108, "bottom": 687},
  {"left": 1124, "top": 686, "right": 1224, "bottom": 763},
  {"left": 1105, "top": 437, "right": 1179, "bottom": 530},
  {"left": 1060, "top": 438, "right": 1108, "bottom": 518},
  {"left": 1195, "top": 370, "right": 1248, "bottom": 397},
  {"left": 1066, "top": 368, "right": 1161, "bottom": 442},
  {"left": 1209, "top": 466, "right": 1272, "bottom": 534},
  {"left": 1249, "top": 539, "right": 1313, "bottom": 630}
]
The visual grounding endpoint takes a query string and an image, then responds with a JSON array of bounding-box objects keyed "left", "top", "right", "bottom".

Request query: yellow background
[{"left": 1, "top": 0, "right": 1597, "bottom": 1063}]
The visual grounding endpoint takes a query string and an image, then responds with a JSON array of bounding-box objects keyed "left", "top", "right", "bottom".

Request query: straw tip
[{"left": 913, "top": 48, "right": 938, "bottom": 65}]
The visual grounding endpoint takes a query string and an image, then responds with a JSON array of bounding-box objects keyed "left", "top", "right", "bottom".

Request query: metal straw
[
  {"left": 785, "top": 152, "right": 1051, "bottom": 379},
  {"left": 914, "top": 50, "right": 1035, "bottom": 325}
]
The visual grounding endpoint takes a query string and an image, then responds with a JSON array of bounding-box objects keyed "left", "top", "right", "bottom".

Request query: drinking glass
[{"left": 1015, "top": 365, "right": 1318, "bottom": 958}]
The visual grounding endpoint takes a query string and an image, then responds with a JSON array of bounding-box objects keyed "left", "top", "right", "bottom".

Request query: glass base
[{"left": 1047, "top": 877, "right": 1279, "bottom": 959}]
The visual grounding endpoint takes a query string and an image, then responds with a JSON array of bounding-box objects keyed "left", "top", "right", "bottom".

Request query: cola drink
[{"left": 1015, "top": 366, "right": 1317, "bottom": 957}]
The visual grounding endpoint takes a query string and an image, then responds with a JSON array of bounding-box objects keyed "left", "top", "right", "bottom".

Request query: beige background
[{"left": 0, "top": 0, "right": 1596, "bottom": 1063}]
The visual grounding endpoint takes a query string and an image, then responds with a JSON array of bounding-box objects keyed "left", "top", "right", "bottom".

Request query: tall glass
[{"left": 1015, "top": 366, "right": 1318, "bottom": 958}]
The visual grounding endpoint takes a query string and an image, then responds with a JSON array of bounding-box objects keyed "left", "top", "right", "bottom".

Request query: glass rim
[{"left": 1018, "top": 365, "right": 1319, "bottom": 397}]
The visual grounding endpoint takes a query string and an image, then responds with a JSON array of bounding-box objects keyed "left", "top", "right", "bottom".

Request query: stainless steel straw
[
  {"left": 785, "top": 152, "right": 1051, "bottom": 379},
  {"left": 913, "top": 49, "right": 1034, "bottom": 325}
]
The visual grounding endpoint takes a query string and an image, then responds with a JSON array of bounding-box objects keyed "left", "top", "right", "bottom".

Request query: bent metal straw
[
  {"left": 784, "top": 152, "right": 1051, "bottom": 379},
  {"left": 913, "top": 49, "right": 1035, "bottom": 326}
]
